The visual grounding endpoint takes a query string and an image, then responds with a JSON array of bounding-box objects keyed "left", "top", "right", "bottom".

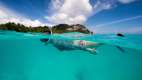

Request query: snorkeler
[{"left": 40, "top": 38, "right": 102, "bottom": 55}]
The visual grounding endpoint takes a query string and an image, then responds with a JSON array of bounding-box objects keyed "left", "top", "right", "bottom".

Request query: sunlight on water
[{"left": 0, "top": 31, "right": 142, "bottom": 80}]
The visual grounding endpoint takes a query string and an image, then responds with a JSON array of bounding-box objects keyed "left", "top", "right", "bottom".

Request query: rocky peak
[{"left": 52, "top": 24, "right": 92, "bottom": 34}]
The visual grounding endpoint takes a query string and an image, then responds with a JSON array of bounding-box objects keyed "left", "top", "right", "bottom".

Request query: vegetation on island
[
  {"left": 0, "top": 22, "right": 50, "bottom": 33},
  {"left": 0, "top": 22, "right": 93, "bottom": 34}
]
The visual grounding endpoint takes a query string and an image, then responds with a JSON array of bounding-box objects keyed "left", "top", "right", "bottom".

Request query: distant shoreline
[{"left": 0, "top": 22, "right": 93, "bottom": 34}]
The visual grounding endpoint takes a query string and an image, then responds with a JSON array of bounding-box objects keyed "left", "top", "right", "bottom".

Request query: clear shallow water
[{"left": 0, "top": 31, "right": 142, "bottom": 80}]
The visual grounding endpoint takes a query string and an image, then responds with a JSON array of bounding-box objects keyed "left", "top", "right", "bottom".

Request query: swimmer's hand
[{"left": 86, "top": 48, "right": 97, "bottom": 55}]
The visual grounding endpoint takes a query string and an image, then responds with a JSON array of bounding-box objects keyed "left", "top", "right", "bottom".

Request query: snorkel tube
[
  {"left": 47, "top": 27, "right": 52, "bottom": 43},
  {"left": 40, "top": 27, "right": 52, "bottom": 44}
]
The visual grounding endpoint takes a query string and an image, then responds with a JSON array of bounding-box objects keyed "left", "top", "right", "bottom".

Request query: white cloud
[
  {"left": 46, "top": 0, "right": 136, "bottom": 25},
  {"left": 92, "top": 0, "right": 116, "bottom": 16},
  {"left": 92, "top": 14, "right": 142, "bottom": 34},
  {"left": 118, "top": 0, "right": 135, "bottom": 4},
  {"left": 0, "top": 4, "right": 46, "bottom": 27},
  {"left": 95, "top": 15, "right": 142, "bottom": 28},
  {"left": 45, "top": 0, "right": 93, "bottom": 24},
  {"left": 93, "top": 25, "right": 142, "bottom": 34}
]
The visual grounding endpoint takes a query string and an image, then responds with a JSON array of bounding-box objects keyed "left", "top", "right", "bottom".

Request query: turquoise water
[{"left": 0, "top": 31, "right": 142, "bottom": 80}]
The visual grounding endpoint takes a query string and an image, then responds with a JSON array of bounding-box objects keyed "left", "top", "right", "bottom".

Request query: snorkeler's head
[{"left": 40, "top": 38, "right": 49, "bottom": 42}]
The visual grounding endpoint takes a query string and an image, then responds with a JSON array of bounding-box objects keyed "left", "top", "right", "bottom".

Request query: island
[{"left": 0, "top": 22, "right": 93, "bottom": 34}]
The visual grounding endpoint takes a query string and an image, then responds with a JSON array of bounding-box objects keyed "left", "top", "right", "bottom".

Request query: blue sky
[{"left": 0, "top": 0, "right": 142, "bottom": 33}]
